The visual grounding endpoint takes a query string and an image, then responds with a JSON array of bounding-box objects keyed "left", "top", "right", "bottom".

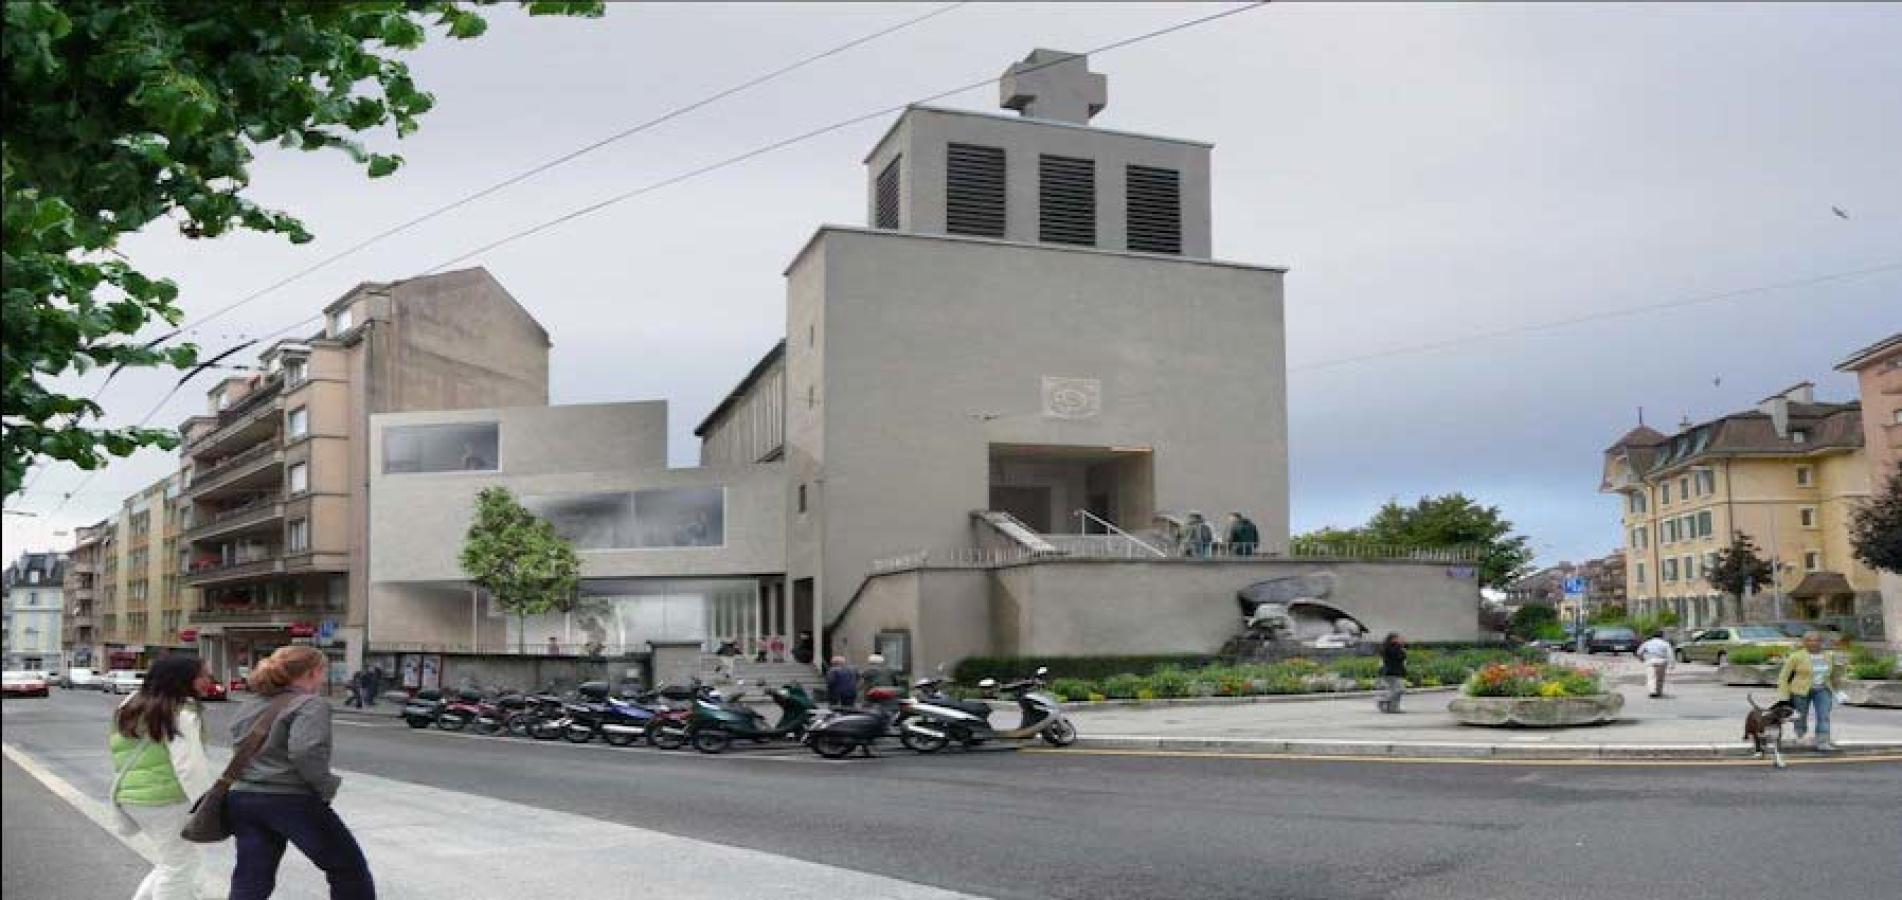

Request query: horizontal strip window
[
  {"left": 946, "top": 143, "right": 1006, "bottom": 238},
  {"left": 1038, "top": 154, "right": 1096, "bottom": 246},
  {"left": 383, "top": 423, "right": 498, "bottom": 474},
  {"left": 523, "top": 487, "right": 725, "bottom": 550}
]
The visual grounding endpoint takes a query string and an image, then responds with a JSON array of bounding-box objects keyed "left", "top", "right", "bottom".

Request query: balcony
[
  {"left": 192, "top": 604, "right": 340, "bottom": 626},
  {"left": 186, "top": 375, "right": 284, "bottom": 456},
  {"left": 183, "top": 551, "right": 284, "bottom": 587},
  {"left": 188, "top": 442, "right": 284, "bottom": 499},
  {"left": 186, "top": 497, "right": 285, "bottom": 542}
]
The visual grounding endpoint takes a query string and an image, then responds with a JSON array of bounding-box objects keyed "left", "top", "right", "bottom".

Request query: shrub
[
  {"left": 1849, "top": 650, "right": 1897, "bottom": 681},
  {"left": 1049, "top": 678, "right": 1098, "bottom": 702},
  {"left": 1146, "top": 666, "right": 1193, "bottom": 699},
  {"left": 1100, "top": 673, "right": 1148, "bottom": 700},
  {"left": 1727, "top": 646, "right": 1788, "bottom": 666},
  {"left": 1463, "top": 663, "right": 1604, "bottom": 698},
  {"left": 953, "top": 654, "right": 1216, "bottom": 684},
  {"left": 1328, "top": 657, "right": 1383, "bottom": 680}
]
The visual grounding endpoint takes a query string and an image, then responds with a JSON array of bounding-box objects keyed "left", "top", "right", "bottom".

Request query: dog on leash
[{"left": 1744, "top": 694, "right": 1798, "bottom": 768}]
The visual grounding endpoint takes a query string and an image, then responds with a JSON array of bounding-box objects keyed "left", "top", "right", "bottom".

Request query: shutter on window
[
  {"left": 946, "top": 144, "right": 1006, "bottom": 238},
  {"left": 875, "top": 156, "right": 901, "bottom": 230},
  {"left": 1126, "top": 165, "right": 1182, "bottom": 254},
  {"left": 1038, "top": 155, "right": 1095, "bottom": 246}
]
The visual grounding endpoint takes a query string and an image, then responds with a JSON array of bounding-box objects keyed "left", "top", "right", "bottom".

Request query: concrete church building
[{"left": 366, "top": 51, "right": 1480, "bottom": 686}]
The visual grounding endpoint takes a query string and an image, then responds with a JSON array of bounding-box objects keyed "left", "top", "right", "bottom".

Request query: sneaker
[{"left": 1817, "top": 738, "right": 1837, "bottom": 752}]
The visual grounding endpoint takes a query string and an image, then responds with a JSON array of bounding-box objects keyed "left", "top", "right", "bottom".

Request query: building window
[
  {"left": 1684, "top": 554, "right": 1697, "bottom": 581},
  {"left": 874, "top": 155, "right": 901, "bottom": 230},
  {"left": 1661, "top": 482, "right": 1671, "bottom": 505},
  {"left": 1790, "top": 429, "right": 1808, "bottom": 444},
  {"left": 288, "top": 462, "right": 309, "bottom": 494},
  {"left": 1678, "top": 476, "right": 1690, "bottom": 500},
  {"left": 521, "top": 487, "right": 726, "bottom": 549},
  {"left": 214, "top": 390, "right": 230, "bottom": 411},
  {"left": 806, "top": 385, "right": 815, "bottom": 409},
  {"left": 1696, "top": 510, "right": 1712, "bottom": 538},
  {"left": 945, "top": 143, "right": 1006, "bottom": 238},
  {"left": 1803, "top": 550, "right": 1821, "bottom": 572},
  {"left": 288, "top": 407, "right": 309, "bottom": 439},
  {"left": 1125, "top": 164, "right": 1182, "bottom": 254},
  {"left": 1038, "top": 154, "right": 1096, "bottom": 246},
  {"left": 797, "top": 483, "right": 808, "bottom": 515},
  {"left": 285, "top": 359, "right": 307, "bottom": 386},
  {"left": 382, "top": 422, "right": 499, "bottom": 474},
  {"left": 287, "top": 519, "right": 310, "bottom": 553},
  {"left": 1796, "top": 466, "right": 1813, "bottom": 487},
  {"left": 330, "top": 308, "right": 353, "bottom": 336},
  {"left": 1663, "top": 559, "right": 1678, "bottom": 582},
  {"left": 1799, "top": 507, "right": 1817, "bottom": 528},
  {"left": 1695, "top": 469, "right": 1715, "bottom": 496}
]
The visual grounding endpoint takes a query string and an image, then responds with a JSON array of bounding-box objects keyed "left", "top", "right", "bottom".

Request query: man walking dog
[{"left": 1635, "top": 630, "right": 1674, "bottom": 698}]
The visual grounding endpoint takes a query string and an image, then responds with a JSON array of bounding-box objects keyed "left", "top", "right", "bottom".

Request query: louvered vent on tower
[
  {"left": 874, "top": 156, "right": 901, "bottom": 230},
  {"left": 1125, "top": 165, "right": 1182, "bottom": 255},
  {"left": 945, "top": 143, "right": 1006, "bottom": 238},
  {"left": 1038, "top": 155, "right": 1095, "bottom": 246}
]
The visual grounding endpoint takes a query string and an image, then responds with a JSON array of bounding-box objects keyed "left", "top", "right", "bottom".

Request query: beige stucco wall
[{"left": 785, "top": 227, "right": 1287, "bottom": 635}]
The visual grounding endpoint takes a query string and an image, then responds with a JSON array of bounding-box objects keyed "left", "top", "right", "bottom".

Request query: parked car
[
  {"left": 60, "top": 667, "right": 104, "bottom": 690},
  {"left": 104, "top": 670, "right": 146, "bottom": 695},
  {"left": 1585, "top": 626, "right": 1640, "bottom": 654},
  {"left": 3, "top": 671, "right": 51, "bottom": 699},
  {"left": 1769, "top": 621, "right": 1846, "bottom": 644},
  {"left": 1675, "top": 625, "right": 1797, "bottom": 665},
  {"left": 199, "top": 677, "right": 229, "bottom": 701}
]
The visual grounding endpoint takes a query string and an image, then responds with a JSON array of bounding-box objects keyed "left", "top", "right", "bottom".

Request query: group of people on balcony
[{"left": 1177, "top": 511, "right": 1261, "bottom": 558}]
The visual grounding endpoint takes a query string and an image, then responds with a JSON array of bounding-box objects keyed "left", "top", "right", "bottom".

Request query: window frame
[
  {"left": 287, "top": 406, "right": 309, "bottom": 439},
  {"left": 1795, "top": 465, "right": 1813, "bottom": 487},
  {"left": 287, "top": 462, "right": 309, "bottom": 495}
]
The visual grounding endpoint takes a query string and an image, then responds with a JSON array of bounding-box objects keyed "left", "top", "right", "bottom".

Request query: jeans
[
  {"left": 227, "top": 791, "right": 375, "bottom": 900},
  {"left": 1792, "top": 688, "right": 1835, "bottom": 742},
  {"left": 1375, "top": 676, "right": 1405, "bottom": 712},
  {"left": 124, "top": 802, "right": 200, "bottom": 900}
]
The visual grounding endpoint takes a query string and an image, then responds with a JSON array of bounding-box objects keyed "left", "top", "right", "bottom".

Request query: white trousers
[
  {"left": 1644, "top": 661, "right": 1669, "bottom": 696},
  {"left": 123, "top": 802, "right": 201, "bottom": 900}
]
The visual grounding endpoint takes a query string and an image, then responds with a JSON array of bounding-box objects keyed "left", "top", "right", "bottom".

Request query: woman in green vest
[
  {"left": 109, "top": 654, "right": 215, "bottom": 899},
  {"left": 1777, "top": 631, "right": 1847, "bottom": 751}
]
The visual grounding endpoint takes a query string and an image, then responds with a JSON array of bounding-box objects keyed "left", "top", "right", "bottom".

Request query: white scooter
[{"left": 900, "top": 666, "right": 1077, "bottom": 752}]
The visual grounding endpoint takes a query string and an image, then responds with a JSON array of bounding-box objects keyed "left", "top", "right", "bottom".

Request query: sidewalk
[
  {"left": 2, "top": 755, "right": 149, "bottom": 899},
  {"left": 1064, "top": 655, "right": 1902, "bottom": 760}
]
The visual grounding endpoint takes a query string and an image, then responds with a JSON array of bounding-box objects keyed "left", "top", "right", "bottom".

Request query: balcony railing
[
  {"left": 188, "top": 445, "right": 283, "bottom": 498},
  {"left": 187, "top": 376, "right": 284, "bottom": 450},
  {"left": 871, "top": 538, "right": 1483, "bottom": 574},
  {"left": 183, "top": 552, "right": 283, "bottom": 584},
  {"left": 192, "top": 604, "right": 339, "bottom": 624},
  {"left": 186, "top": 497, "right": 284, "bottom": 540}
]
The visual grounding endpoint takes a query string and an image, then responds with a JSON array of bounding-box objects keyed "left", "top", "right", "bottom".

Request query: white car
[
  {"left": 104, "top": 670, "right": 146, "bottom": 695},
  {"left": 61, "top": 667, "right": 105, "bottom": 690},
  {"left": 3, "top": 671, "right": 51, "bottom": 698}
]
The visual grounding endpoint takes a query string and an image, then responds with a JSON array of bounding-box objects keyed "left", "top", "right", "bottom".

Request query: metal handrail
[{"left": 1072, "top": 510, "right": 1167, "bottom": 557}]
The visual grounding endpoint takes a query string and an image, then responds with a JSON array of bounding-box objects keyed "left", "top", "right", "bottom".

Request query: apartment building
[
  {"left": 175, "top": 267, "right": 549, "bottom": 680},
  {"left": 1601, "top": 383, "right": 1878, "bottom": 633},
  {"left": 61, "top": 523, "right": 105, "bottom": 667},
  {"left": 1835, "top": 332, "right": 1902, "bottom": 650},
  {"left": 88, "top": 475, "right": 191, "bottom": 670},
  {"left": 3, "top": 551, "right": 66, "bottom": 671}
]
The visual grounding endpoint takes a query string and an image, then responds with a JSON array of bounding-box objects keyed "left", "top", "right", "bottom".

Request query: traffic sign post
[{"left": 1564, "top": 576, "right": 1590, "bottom": 653}]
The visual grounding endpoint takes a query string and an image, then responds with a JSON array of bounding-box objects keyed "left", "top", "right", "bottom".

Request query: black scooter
[
  {"left": 401, "top": 688, "right": 445, "bottom": 729},
  {"left": 804, "top": 685, "right": 904, "bottom": 759}
]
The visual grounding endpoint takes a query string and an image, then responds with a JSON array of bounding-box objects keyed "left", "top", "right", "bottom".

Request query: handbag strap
[{"left": 215, "top": 693, "right": 297, "bottom": 788}]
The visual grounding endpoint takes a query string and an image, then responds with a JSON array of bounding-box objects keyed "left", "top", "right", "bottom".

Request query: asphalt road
[{"left": 7, "top": 689, "right": 1901, "bottom": 900}]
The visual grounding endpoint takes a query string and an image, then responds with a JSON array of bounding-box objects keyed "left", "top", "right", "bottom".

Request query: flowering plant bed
[
  {"left": 1462, "top": 662, "right": 1604, "bottom": 698},
  {"left": 1450, "top": 663, "right": 1620, "bottom": 727}
]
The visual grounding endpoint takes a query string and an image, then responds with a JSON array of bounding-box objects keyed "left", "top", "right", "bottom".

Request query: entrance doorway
[
  {"left": 990, "top": 486, "right": 1053, "bottom": 532},
  {"left": 988, "top": 444, "right": 1154, "bottom": 535}
]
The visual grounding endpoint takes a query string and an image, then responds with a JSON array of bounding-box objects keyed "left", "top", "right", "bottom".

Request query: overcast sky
[{"left": 7, "top": 2, "right": 1899, "bottom": 568}]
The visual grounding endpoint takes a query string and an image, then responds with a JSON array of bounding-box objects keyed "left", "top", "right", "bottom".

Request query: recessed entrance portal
[{"left": 987, "top": 444, "right": 1154, "bottom": 535}]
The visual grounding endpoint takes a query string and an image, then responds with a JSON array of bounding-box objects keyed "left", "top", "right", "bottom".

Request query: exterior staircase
[{"left": 713, "top": 657, "right": 828, "bottom": 695}]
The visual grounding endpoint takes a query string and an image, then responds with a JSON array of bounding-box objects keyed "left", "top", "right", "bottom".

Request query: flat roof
[
  {"left": 862, "top": 103, "right": 1214, "bottom": 164},
  {"left": 783, "top": 224, "right": 1289, "bottom": 277}
]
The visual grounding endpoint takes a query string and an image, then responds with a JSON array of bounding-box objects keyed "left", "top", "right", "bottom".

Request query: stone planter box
[
  {"left": 1448, "top": 693, "right": 1624, "bottom": 727},
  {"left": 1716, "top": 663, "right": 1782, "bottom": 686},
  {"left": 1840, "top": 679, "right": 1902, "bottom": 708}
]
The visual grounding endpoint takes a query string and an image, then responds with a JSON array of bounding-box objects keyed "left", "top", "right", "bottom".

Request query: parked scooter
[
  {"left": 900, "top": 667, "right": 1076, "bottom": 751},
  {"left": 688, "top": 682, "right": 819, "bottom": 754},
  {"left": 555, "top": 682, "right": 663, "bottom": 746},
  {"left": 402, "top": 688, "right": 446, "bottom": 729},
  {"left": 434, "top": 688, "right": 490, "bottom": 732},
  {"left": 643, "top": 682, "right": 713, "bottom": 749},
  {"left": 804, "top": 685, "right": 904, "bottom": 759}
]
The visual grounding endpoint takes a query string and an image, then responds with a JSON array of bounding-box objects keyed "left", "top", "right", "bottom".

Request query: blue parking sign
[{"left": 1562, "top": 575, "right": 1589, "bottom": 596}]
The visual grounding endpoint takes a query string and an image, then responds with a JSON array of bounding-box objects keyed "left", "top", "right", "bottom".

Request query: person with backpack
[
  {"left": 109, "top": 654, "right": 216, "bottom": 900},
  {"left": 226, "top": 645, "right": 375, "bottom": 899}
]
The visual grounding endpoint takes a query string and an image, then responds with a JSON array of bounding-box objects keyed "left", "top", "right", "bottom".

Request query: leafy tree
[
  {"left": 1706, "top": 531, "right": 1775, "bottom": 623},
  {"left": 1297, "top": 494, "right": 1535, "bottom": 589},
  {"left": 1589, "top": 603, "right": 1628, "bottom": 625},
  {"left": 2, "top": 0, "right": 601, "bottom": 498},
  {"left": 460, "top": 487, "right": 580, "bottom": 655},
  {"left": 1850, "top": 459, "right": 1902, "bottom": 575},
  {"left": 1507, "top": 603, "right": 1558, "bottom": 639}
]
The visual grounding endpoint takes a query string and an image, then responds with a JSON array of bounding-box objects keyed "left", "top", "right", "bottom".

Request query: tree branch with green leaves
[{"left": 460, "top": 486, "right": 580, "bottom": 655}]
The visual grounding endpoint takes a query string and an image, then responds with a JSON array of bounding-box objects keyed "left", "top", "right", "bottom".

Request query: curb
[
  {"left": 1068, "top": 735, "right": 1902, "bottom": 761},
  {"left": 1061, "top": 685, "right": 1460, "bottom": 709}
]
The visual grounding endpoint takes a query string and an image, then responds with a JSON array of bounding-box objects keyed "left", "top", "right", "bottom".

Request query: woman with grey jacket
[{"left": 227, "top": 646, "right": 374, "bottom": 899}]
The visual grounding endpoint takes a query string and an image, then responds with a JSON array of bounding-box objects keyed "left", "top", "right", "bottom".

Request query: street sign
[
  {"left": 318, "top": 619, "right": 339, "bottom": 641},
  {"left": 1562, "top": 575, "right": 1589, "bottom": 597}
]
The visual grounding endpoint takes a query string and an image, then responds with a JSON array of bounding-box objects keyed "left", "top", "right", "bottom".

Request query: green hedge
[{"left": 952, "top": 654, "right": 1215, "bottom": 684}]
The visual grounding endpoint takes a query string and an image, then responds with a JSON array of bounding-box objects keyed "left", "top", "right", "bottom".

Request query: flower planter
[
  {"left": 1716, "top": 663, "right": 1781, "bottom": 686},
  {"left": 1448, "top": 693, "right": 1624, "bottom": 727},
  {"left": 1840, "top": 679, "right": 1902, "bottom": 709}
]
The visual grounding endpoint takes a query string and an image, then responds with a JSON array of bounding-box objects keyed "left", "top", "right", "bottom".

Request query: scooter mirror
[
  {"left": 978, "top": 678, "right": 997, "bottom": 689},
  {"left": 1035, "top": 666, "right": 1049, "bottom": 677}
]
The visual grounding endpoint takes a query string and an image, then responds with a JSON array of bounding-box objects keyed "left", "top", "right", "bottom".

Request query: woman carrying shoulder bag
[
  {"left": 109, "top": 655, "right": 217, "bottom": 899},
  {"left": 227, "top": 646, "right": 375, "bottom": 900}
]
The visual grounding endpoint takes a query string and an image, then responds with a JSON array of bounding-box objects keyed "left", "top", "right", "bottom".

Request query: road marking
[{"left": 1022, "top": 747, "right": 1902, "bottom": 767}]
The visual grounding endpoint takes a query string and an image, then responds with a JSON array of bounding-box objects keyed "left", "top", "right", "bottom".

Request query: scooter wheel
[
  {"left": 901, "top": 728, "right": 949, "bottom": 754},
  {"left": 563, "top": 725, "right": 595, "bottom": 744},
  {"left": 436, "top": 713, "right": 468, "bottom": 732},
  {"left": 603, "top": 728, "right": 640, "bottom": 747},
  {"left": 529, "top": 720, "right": 565, "bottom": 741},
  {"left": 647, "top": 721, "right": 686, "bottom": 750},
  {"left": 1040, "top": 720, "right": 1078, "bottom": 747},
  {"left": 692, "top": 729, "right": 732, "bottom": 755},
  {"left": 811, "top": 734, "right": 856, "bottom": 759},
  {"left": 472, "top": 718, "right": 504, "bottom": 736},
  {"left": 404, "top": 716, "right": 432, "bottom": 730}
]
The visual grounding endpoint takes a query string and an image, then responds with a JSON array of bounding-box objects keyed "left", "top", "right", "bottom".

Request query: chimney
[{"left": 1756, "top": 382, "right": 1812, "bottom": 438}]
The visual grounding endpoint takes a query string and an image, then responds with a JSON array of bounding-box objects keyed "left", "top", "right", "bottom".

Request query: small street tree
[
  {"left": 1296, "top": 493, "right": 1535, "bottom": 589},
  {"left": 460, "top": 487, "right": 579, "bottom": 655},
  {"left": 1850, "top": 459, "right": 1902, "bottom": 575},
  {"left": 1507, "top": 603, "right": 1558, "bottom": 640},
  {"left": 1706, "top": 531, "right": 1775, "bottom": 623}
]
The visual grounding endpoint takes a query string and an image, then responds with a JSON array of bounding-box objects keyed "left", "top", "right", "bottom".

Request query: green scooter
[{"left": 688, "top": 681, "right": 819, "bottom": 754}]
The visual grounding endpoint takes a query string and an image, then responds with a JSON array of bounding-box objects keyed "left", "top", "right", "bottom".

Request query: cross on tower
[{"left": 999, "top": 49, "right": 1107, "bottom": 125}]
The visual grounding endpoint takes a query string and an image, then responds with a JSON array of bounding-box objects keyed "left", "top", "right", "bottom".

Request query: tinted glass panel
[
  {"left": 523, "top": 487, "right": 724, "bottom": 549},
  {"left": 383, "top": 423, "right": 499, "bottom": 474}
]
